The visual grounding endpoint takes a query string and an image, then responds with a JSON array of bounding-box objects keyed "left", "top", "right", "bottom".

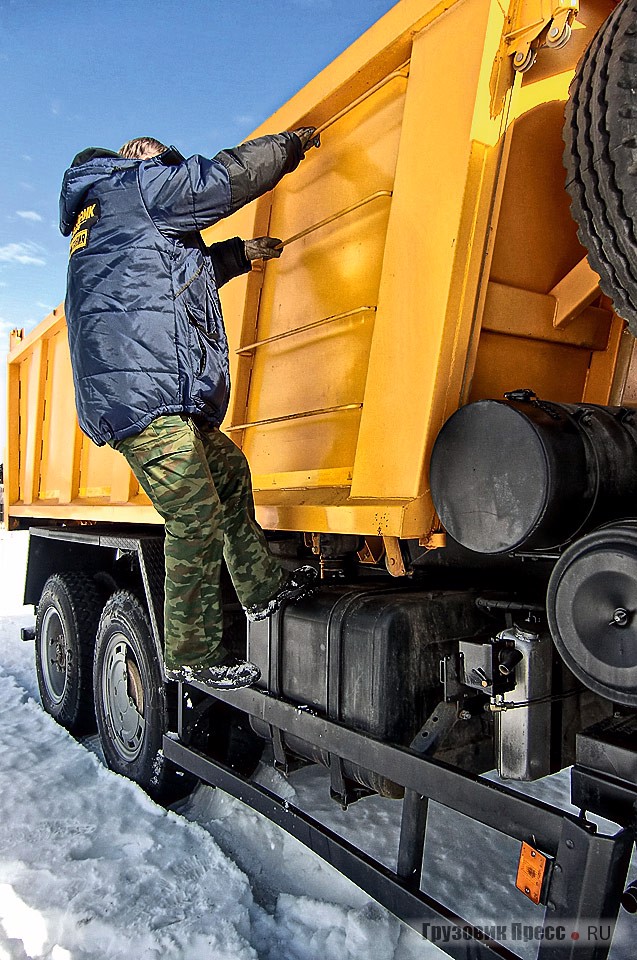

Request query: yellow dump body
[{"left": 6, "top": 0, "right": 630, "bottom": 539}]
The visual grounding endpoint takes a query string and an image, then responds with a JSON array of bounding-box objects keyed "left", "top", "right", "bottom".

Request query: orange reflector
[{"left": 516, "top": 842, "right": 547, "bottom": 904}]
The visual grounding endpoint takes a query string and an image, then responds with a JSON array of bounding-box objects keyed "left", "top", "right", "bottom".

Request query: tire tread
[
  {"left": 35, "top": 572, "right": 102, "bottom": 734},
  {"left": 564, "top": 0, "right": 637, "bottom": 334}
]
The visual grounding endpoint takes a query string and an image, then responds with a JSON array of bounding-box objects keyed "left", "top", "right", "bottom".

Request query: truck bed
[{"left": 6, "top": 0, "right": 628, "bottom": 537}]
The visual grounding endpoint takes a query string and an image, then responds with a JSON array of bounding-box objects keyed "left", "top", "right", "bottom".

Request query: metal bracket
[
  {"left": 383, "top": 536, "right": 411, "bottom": 578},
  {"left": 329, "top": 754, "right": 374, "bottom": 808},
  {"left": 397, "top": 701, "right": 460, "bottom": 883},
  {"left": 418, "top": 531, "right": 447, "bottom": 550},
  {"left": 504, "top": 0, "right": 579, "bottom": 73},
  {"left": 550, "top": 257, "right": 602, "bottom": 329},
  {"left": 357, "top": 536, "right": 385, "bottom": 565}
]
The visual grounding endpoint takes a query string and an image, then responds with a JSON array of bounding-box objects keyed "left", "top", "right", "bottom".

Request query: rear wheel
[
  {"left": 35, "top": 573, "right": 101, "bottom": 734},
  {"left": 93, "top": 590, "right": 193, "bottom": 804},
  {"left": 564, "top": 0, "right": 637, "bottom": 334}
]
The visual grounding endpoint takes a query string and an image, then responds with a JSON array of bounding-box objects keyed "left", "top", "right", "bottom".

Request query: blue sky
[{"left": 0, "top": 0, "right": 397, "bottom": 454}]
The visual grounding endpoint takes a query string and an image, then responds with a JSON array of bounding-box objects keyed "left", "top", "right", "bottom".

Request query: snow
[{"left": 0, "top": 529, "right": 635, "bottom": 960}]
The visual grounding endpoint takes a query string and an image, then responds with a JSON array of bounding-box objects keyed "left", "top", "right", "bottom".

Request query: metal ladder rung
[
  {"left": 277, "top": 190, "right": 392, "bottom": 249},
  {"left": 226, "top": 402, "right": 363, "bottom": 433},
  {"left": 236, "top": 306, "right": 376, "bottom": 355},
  {"left": 313, "top": 62, "right": 410, "bottom": 138}
]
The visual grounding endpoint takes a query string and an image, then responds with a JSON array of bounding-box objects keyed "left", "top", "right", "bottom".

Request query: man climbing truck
[
  {"left": 58, "top": 131, "right": 320, "bottom": 690},
  {"left": 5, "top": 1, "right": 637, "bottom": 957}
]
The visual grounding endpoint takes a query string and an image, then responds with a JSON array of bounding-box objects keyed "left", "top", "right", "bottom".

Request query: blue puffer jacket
[{"left": 59, "top": 135, "right": 302, "bottom": 446}]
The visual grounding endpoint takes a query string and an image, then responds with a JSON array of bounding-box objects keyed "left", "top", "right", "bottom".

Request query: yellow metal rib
[{"left": 252, "top": 467, "right": 353, "bottom": 491}]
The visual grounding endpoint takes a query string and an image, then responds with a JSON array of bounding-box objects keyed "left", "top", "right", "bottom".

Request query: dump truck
[{"left": 5, "top": 0, "right": 637, "bottom": 955}]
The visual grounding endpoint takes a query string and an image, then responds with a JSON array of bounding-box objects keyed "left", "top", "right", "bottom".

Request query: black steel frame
[
  {"left": 164, "top": 734, "right": 520, "bottom": 960},
  {"left": 23, "top": 528, "right": 636, "bottom": 959},
  {"left": 165, "top": 681, "right": 635, "bottom": 960}
]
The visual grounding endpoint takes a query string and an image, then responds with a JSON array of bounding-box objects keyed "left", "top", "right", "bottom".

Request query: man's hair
[{"left": 119, "top": 137, "right": 168, "bottom": 160}]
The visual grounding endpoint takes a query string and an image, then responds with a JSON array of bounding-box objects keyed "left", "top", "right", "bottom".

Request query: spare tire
[{"left": 564, "top": 0, "right": 637, "bottom": 334}]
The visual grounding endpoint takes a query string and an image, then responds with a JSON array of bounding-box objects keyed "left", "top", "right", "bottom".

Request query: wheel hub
[
  {"left": 103, "top": 635, "right": 146, "bottom": 762},
  {"left": 40, "top": 607, "right": 67, "bottom": 704}
]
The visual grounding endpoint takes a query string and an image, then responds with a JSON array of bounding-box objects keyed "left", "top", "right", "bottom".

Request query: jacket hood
[
  {"left": 70, "top": 147, "right": 121, "bottom": 167},
  {"left": 59, "top": 148, "right": 137, "bottom": 237},
  {"left": 59, "top": 146, "right": 187, "bottom": 236}
]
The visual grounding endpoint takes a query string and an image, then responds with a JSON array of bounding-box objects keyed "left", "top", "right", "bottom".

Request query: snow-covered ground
[{"left": 0, "top": 529, "right": 635, "bottom": 960}]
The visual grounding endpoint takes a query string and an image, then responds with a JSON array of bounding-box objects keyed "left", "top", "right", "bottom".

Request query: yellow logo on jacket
[{"left": 70, "top": 199, "right": 100, "bottom": 257}]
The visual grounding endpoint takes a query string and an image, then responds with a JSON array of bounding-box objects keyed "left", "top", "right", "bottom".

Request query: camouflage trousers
[{"left": 115, "top": 415, "right": 284, "bottom": 669}]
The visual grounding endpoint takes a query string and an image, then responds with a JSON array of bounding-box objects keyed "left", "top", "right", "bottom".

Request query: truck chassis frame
[{"left": 22, "top": 526, "right": 636, "bottom": 960}]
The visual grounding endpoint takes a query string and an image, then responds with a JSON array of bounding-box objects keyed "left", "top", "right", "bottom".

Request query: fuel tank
[{"left": 248, "top": 585, "right": 492, "bottom": 797}]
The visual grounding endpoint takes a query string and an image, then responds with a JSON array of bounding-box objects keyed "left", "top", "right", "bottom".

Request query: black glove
[
  {"left": 244, "top": 237, "right": 283, "bottom": 261},
  {"left": 292, "top": 126, "right": 321, "bottom": 154}
]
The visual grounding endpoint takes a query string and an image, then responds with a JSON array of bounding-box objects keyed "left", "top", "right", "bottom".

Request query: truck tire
[
  {"left": 93, "top": 590, "right": 192, "bottom": 804},
  {"left": 35, "top": 573, "right": 101, "bottom": 734},
  {"left": 564, "top": 0, "right": 637, "bottom": 334}
]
